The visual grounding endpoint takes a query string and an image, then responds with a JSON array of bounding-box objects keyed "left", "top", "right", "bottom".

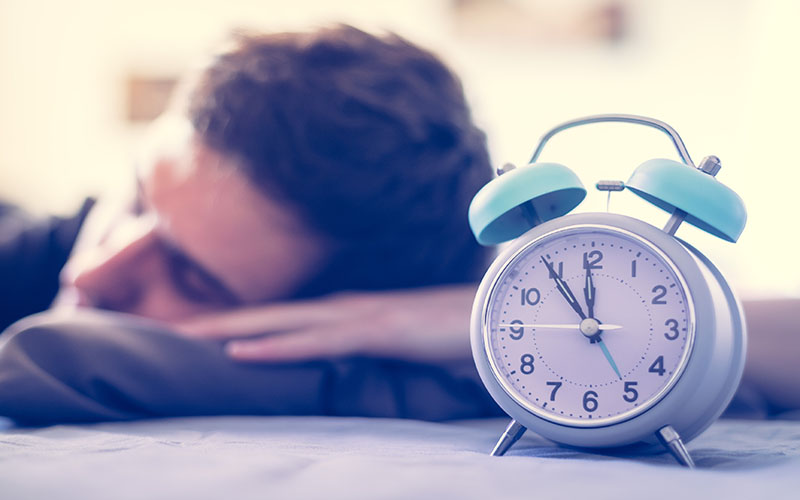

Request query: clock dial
[{"left": 484, "top": 225, "right": 694, "bottom": 427}]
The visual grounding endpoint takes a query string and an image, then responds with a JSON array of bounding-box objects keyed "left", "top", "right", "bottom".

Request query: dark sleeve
[
  {"left": 0, "top": 310, "right": 502, "bottom": 425},
  {"left": 0, "top": 199, "right": 95, "bottom": 332}
]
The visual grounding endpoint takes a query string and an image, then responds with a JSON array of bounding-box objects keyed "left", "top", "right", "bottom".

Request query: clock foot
[
  {"left": 656, "top": 425, "right": 695, "bottom": 468},
  {"left": 490, "top": 419, "right": 527, "bottom": 456}
]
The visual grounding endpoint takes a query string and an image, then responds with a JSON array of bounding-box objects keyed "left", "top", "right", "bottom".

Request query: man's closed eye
[{"left": 165, "top": 247, "right": 240, "bottom": 306}]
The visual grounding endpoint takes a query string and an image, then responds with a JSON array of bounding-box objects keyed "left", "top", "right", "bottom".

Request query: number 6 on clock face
[{"left": 483, "top": 220, "right": 694, "bottom": 427}]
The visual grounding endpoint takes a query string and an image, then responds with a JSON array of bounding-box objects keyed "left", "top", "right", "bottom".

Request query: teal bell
[
  {"left": 626, "top": 156, "right": 747, "bottom": 242},
  {"left": 468, "top": 162, "right": 586, "bottom": 245}
]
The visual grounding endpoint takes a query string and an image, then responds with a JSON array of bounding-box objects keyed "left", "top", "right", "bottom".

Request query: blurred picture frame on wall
[
  {"left": 450, "top": 0, "right": 628, "bottom": 45},
  {"left": 126, "top": 75, "right": 177, "bottom": 123}
]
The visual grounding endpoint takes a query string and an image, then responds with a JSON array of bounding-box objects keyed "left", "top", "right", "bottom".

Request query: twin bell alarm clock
[{"left": 467, "top": 114, "right": 747, "bottom": 467}]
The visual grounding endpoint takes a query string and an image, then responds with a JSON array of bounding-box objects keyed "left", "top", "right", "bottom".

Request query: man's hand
[{"left": 173, "top": 285, "right": 477, "bottom": 363}]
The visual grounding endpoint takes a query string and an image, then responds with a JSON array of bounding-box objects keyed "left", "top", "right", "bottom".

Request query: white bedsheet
[{"left": 1, "top": 417, "right": 799, "bottom": 499}]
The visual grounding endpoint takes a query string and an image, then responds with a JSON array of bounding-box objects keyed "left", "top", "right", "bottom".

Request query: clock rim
[{"left": 480, "top": 220, "right": 696, "bottom": 428}]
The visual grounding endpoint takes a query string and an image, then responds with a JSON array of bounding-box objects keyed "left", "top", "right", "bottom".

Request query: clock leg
[
  {"left": 656, "top": 425, "right": 696, "bottom": 468},
  {"left": 490, "top": 419, "right": 527, "bottom": 456}
]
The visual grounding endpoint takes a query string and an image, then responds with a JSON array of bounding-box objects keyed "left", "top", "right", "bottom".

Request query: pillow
[{"left": 0, "top": 310, "right": 502, "bottom": 425}]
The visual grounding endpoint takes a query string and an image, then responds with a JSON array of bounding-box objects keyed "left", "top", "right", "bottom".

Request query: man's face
[{"left": 55, "top": 116, "right": 327, "bottom": 322}]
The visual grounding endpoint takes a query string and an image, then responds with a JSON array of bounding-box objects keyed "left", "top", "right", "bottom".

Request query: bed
[
  {"left": 1, "top": 312, "right": 799, "bottom": 498},
  {"left": 2, "top": 415, "right": 799, "bottom": 499}
]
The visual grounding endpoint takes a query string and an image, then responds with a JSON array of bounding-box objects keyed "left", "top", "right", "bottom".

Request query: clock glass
[{"left": 484, "top": 224, "right": 695, "bottom": 427}]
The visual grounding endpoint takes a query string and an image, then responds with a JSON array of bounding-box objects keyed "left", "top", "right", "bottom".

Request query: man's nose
[{"left": 65, "top": 215, "right": 159, "bottom": 311}]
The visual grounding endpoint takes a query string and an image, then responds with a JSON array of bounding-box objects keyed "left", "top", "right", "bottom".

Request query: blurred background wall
[{"left": 0, "top": 0, "right": 797, "bottom": 298}]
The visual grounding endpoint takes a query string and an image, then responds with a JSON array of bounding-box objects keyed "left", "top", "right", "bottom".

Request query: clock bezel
[{"left": 481, "top": 222, "right": 696, "bottom": 428}]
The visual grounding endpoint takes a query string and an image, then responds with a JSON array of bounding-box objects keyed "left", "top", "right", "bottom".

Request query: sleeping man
[
  {"left": 0, "top": 25, "right": 797, "bottom": 425},
  {"left": 0, "top": 25, "right": 503, "bottom": 424}
]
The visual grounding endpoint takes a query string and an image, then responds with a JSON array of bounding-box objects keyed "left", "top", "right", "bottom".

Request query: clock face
[{"left": 483, "top": 224, "right": 695, "bottom": 427}]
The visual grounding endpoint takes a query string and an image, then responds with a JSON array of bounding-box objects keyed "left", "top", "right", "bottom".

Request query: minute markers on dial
[{"left": 486, "top": 226, "right": 692, "bottom": 425}]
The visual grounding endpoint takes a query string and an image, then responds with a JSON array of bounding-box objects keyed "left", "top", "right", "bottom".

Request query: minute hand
[{"left": 541, "top": 257, "right": 586, "bottom": 320}]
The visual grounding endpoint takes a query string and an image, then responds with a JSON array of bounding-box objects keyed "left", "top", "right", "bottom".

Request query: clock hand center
[{"left": 579, "top": 318, "right": 602, "bottom": 338}]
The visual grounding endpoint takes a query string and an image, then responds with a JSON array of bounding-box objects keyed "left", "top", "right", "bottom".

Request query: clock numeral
[
  {"left": 651, "top": 285, "right": 668, "bottom": 305},
  {"left": 520, "top": 288, "right": 541, "bottom": 306},
  {"left": 631, "top": 260, "right": 637, "bottom": 278},
  {"left": 546, "top": 381, "right": 562, "bottom": 401},
  {"left": 520, "top": 354, "right": 535, "bottom": 374},
  {"left": 664, "top": 319, "right": 680, "bottom": 340},
  {"left": 648, "top": 355, "right": 666, "bottom": 376},
  {"left": 547, "top": 261, "right": 564, "bottom": 279},
  {"left": 623, "top": 381, "right": 639, "bottom": 402},
  {"left": 582, "top": 390, "right": 599, "bottom": 412},
  {"left": 508, "top": 320, "right": 524, "bottom": 340},
  {"left": 583, "top": 250, "right": 604, "bottom": 270}
]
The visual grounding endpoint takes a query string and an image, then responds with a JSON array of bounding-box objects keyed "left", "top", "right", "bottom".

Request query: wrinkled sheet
[{"left": 1, "top": 417, "right": 799, "bottom": 499}]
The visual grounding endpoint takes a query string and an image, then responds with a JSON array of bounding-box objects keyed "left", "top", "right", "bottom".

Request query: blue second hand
[{"left": 596, "top": 339, "right": 622, "bottom": 379}]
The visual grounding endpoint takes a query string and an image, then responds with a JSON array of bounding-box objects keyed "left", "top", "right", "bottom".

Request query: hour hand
[
  {"left": 584, "top": 266, "right": 596, "bottom": 319},
  {"left": 541, "top": 257, "right": 586, "bottom": 320}
]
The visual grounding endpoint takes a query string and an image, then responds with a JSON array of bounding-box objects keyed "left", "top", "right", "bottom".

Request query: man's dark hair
[{"left": 188, "top": 25, "right": 492, "bottom": 296}]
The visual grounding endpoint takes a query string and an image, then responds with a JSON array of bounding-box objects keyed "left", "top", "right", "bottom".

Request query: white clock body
[{"left": 471, "top": 212, "right": 746, "bottom": 448}]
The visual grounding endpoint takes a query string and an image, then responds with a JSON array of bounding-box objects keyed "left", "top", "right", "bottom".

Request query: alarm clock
[{"left": 468, "top": 114, "right": 747, "bottom": 468}]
